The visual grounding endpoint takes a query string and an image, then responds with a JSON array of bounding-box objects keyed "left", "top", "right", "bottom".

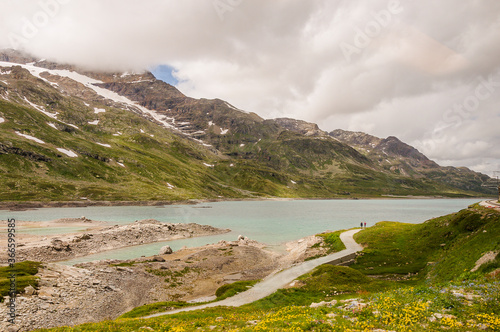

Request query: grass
[
  {"left": 246, "top": 265, "right": 397, "bottom": 311},
  {"left": 118, "top": 279, "right": 261, "bottom": 319},
  {"left": 316, "top": 230, "right": 346, "bottom": 253},
  {"left": 352, "top": 206, "right": 500, "bottom": 282},
  {"left": 118, "top": 301, "right": 199, "bottom": 319},
  {"left": 34, "top": 275, "right": 500, "bottom": 331},
  {"left": 0, "top": 261, "right": 41, "bottom": 302},
  {"left": 215, "top": 280, "right": 259, "bottom": 301}
]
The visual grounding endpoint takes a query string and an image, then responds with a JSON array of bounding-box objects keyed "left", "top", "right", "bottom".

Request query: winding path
[
  {"left": 479, "top": 200, "right": 500, "bottom": 212},
  {"left": 145, "top": 229, "right": 363, "bottom": 318}
]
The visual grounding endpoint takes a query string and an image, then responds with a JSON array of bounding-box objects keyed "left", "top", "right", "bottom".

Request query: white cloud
[{"left": 0, "top": 0, "right": 499, "bottom": 175}]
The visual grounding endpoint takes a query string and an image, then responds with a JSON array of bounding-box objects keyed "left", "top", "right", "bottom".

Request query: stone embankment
[{"left": 6, "top": 219, "right": 229, "bottom": 263}]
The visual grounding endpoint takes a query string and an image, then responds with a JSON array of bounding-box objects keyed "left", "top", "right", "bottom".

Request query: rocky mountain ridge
[
  {"left": 0, "top": 49, "right": 495, "bottom": 200},
  {"left": 330, "top": 129, "right": 490, "bottom": 194}
]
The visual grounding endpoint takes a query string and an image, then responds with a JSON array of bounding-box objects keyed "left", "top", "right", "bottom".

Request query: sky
[{"left": 0, "top": 0, "right": 499, "bottom": 177}]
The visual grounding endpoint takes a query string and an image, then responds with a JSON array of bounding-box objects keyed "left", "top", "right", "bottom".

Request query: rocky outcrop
[{"left": 273, "top": 118, "right": 327, "bottom": 137}]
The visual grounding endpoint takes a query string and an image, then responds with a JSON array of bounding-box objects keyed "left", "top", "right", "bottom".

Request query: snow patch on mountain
[
  {"left": 23, "top": 97, "right": 58, "bottom": 120},
  {"left": 225, "top": 102, "right": 245, "bottom": 112},
  {"left": 0, "top": 60, "right": 214, "bottom": 148},
  {"left": 56, "top": 148, "right": 78, "bottom": 157},
  {"left": 94, "top": 108, "right": 106, "bottom": 114},
  {"left": 0, "top": 61, "right": 177, "bottom": 131},
  {"left": 15, "top": 131, "right": 45, "bottom": 144}
]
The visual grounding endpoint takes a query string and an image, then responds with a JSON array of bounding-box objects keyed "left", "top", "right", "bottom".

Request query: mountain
[
  {"left": 0, "top": 50, "right": 495, "bottom": 202},
  {"left": 330, "top": 129, "right": 492, "bottom": 195}
]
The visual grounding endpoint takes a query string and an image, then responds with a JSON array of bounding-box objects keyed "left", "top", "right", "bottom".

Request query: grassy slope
[
  {"left": 352, "top": 204, "right": 500, "bottom": 281},
  {"left": 0, "top": 92, "right": 301, "bottom": 201}
]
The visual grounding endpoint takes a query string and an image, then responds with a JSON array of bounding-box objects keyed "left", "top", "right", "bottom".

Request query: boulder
[
  {"left": 159, "top": 245, "right": 173, "bottom": 255},
  {"left": 24, "top": 285, "right": 37, "bottom": 296},
  {"left": 51, "top": 239, "right": 70, "bottom": 251},
  {"left": 310, "top": 300, "right": 337, "bottom": 308},
  {"left": 153, "top": 256, "right": 166, "bottom": 262}
]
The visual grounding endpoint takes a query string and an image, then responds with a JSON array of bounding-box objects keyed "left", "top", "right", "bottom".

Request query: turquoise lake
[{"left": 0, "top": 199, "right": 481, "bottom": 264}]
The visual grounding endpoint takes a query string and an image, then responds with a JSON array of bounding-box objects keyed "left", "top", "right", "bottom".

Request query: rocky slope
[
  {"left": 0, "top": 49, "right": 495, "bottom": 200},
  {"left": 0, "top": 237, "right": 282, "bottom": 332},
  {"left": 330, "top": 129, "right": 492, "bottom": 194}
]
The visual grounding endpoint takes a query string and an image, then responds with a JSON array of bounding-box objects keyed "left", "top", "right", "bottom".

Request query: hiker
[{"left": 360, "top": 222, "right": 363, "bottom": 228}]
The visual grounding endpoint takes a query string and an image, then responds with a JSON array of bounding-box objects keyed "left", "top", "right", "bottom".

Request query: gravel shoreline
[{"left": 0, "top": 219, "right": 230, "bottom": 264}]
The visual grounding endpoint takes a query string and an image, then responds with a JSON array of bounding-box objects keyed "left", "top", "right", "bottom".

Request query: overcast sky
[{"left": 1, "top": 0, "right": 499, "bottom": 177}]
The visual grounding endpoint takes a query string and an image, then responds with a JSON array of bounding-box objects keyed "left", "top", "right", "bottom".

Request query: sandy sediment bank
[{"left": 0, "top": 219, "right": 230, "bottom": 263}]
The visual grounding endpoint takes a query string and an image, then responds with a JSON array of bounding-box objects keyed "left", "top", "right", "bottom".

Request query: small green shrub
[
  {"left": 317, "top": 230, "right": 346, "bottom": 253},
  {"left": 0, "top": 261, "right": 41, "bottom": 301},
  {"left": 215, "top": 280, "right": 259, "bottom": 300}
]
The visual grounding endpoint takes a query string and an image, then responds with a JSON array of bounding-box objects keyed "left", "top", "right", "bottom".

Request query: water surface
[{"left": 0, "top": 199, "right": 480, "bottom": 264}]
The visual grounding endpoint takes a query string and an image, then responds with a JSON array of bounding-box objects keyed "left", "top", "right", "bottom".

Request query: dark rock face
[{"left": 273, "top": 118, "right": 326, "bottom": 137}]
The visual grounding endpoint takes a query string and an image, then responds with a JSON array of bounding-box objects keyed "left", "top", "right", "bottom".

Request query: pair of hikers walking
[{"left": 360, "top": 222, "right": 367, "bottom": 228}]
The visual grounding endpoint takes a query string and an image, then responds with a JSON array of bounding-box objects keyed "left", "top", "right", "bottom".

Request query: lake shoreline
[
  {"left": 0, "top": 195, "right": 489, "bottom": 211},
  {"left": 0, "top": 219, "right": 230, "bottom": 264}
]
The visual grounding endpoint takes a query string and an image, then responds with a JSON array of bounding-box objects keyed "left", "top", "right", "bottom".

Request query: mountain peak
[{"left": 273, "top": 118, "right": 326, "bottom": 136}]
